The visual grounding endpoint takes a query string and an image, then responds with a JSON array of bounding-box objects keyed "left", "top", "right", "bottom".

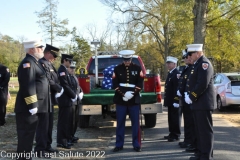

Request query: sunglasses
[
  {"left": 188, "top": 52, "right": 197, "bottom": 56},
  {"left": 123, "top": 59, "right": 132, "bottom": 62}
]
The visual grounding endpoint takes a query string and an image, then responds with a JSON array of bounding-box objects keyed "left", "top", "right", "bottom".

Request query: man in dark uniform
[
  {"left": 57, "top": 54, "right": 77, "bottom": 149},
  {"left": 163, "top": 56, "right": 182, "bottom": 142},
  {"left": 177, "top": 50, "right": 196, "bottom": 149},
  {"left": 38, "top": 44, "right": 63, "bottom": 154},
  {"left": 68, "top": 61, "right": 84, "bottom": 143},
  {"left": 185, "top": 44, "right": 215, "bottom": 160},
  {"left": 0, "top": 63, "right": 10, "bottom": 126},
  {"left": 15, "top": 40, "right": 51, "bottom": 160},
  {"left": 112, "top": 50, "right": 144, "bottom": 152}
]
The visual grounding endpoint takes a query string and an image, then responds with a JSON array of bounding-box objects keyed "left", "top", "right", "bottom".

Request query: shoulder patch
[
  {"left": 60, "top": 72, "right": 66, "bottom": 76},
  {"left": 202, "top": 63, "right": 209, "bottom": 70},
  {"left": 23, "top": 63, "right": 31, "bottom": 68},
  {"left": 6, "top": 68, "right": 9, "bottom": 72}
]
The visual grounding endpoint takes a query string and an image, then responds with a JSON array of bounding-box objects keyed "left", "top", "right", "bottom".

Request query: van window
[{"left": 88, "top": 57, "right": 141, "bottom": 74}]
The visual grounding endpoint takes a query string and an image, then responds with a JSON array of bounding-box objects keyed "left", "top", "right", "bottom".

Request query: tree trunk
[{"left": 193, "top": 0, "right": 209, "bottom": 44}]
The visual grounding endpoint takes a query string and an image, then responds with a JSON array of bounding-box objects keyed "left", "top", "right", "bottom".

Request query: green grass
[{"left": 7, "top": 77, "right": 19, "bottom": 113}]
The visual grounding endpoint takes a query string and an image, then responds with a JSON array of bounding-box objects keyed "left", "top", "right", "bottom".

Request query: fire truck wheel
[
  {"left": 144, "top": 114, "right": 157, "bottom": 128},
  {"left": 79, "top": 115, "right": 90, "bottom": 128}
]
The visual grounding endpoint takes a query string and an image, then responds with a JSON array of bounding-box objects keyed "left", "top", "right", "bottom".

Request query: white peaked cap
[
  {"left": 182, "top": 50, "right": 187, "bottom": 57},
  {"left": 186, "top": 44, "right": 203, "bottom": 52},
  {"left": 23, "top": 39, "right": 44, "bottom": 49},
  {"left": 119, "top": 50, "right": 135, "bottom": 58},
  {"left": 70, "top": 61, "right": 76, "bottom": 68},
  {"left": 166, "top": 56, "right": 178, "bottom": 63}
]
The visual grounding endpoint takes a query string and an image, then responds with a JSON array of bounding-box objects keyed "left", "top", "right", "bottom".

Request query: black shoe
[
  {"left": 112, "top": 147, "right": 123, "bottom": 152},
  {"left": 57, "top": 143, "right": 71, "bottom": 149},
  {"left": 0, "top": 122, "right": 6, "bottom": 126},
  {"left": 168, "top": 137, "right": 179, "bottom": 142},
  {"left": 164, "top": 135, "right": 170, "bottom": 139},
  {"left": 186, "top": 146, "right": 197, "bottom": 152},
  {"left": 68, "top": 140, "right": 74, "bottom": 146},
  {"left": 45, "top": 147, "right": 59, "bottom": 153},
  {"left": 189, "top": 156, "right": 200, "bottom": 160},
  {"left": 36, "top": 151, "right": 51, "bottom": 159},
  {"left": 72, "top": 136, "right": 79, "bottom": 141},
  {"left": 71, "top": 138, "right": 78, "bottom": 143},
  {"left": 180, "top": 142, "right": 190, "bottom": 148},
  {"left": 178, "top": 141, "right": 185, "bottom": 146},
  {"left": 133, "top": 147, "right": 141, "bottom": 152}
]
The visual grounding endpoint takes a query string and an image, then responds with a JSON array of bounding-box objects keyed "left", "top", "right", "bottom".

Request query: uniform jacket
[
  {"left": 186, "top": 56, "right": 216, "bottom": 110},
  {"left": 70, "top": 74, "right": 83, "bottom": 105},
  {"left": 15, "top": 54, "right": 51, "bottom": 113},
  {"left": 39, "top": 57, "right": 62, "bottom": 105},
  {"left": 177, "top": 64, "right": 192, "bottom": 105},
  {"left": 57, "top": 65, "right": 76, "bottom": 107},
  {"left": 0, "top": 64, "right": 10, "bottom": 89},
  {"left": 112, "top": 63, "right": 144, "bottom": 106},
  {"left": 164, "top": 68, "right": 180, "bottom": 106}
]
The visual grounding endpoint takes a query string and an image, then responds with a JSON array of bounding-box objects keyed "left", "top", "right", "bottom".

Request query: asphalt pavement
[{"left": 105, "top": 108, "right": 240, "bottom": 160}]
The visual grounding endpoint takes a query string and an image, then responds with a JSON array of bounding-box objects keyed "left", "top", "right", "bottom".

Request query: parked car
[{"left": 213, "top": 72, "right": 240, "bottom": 111}]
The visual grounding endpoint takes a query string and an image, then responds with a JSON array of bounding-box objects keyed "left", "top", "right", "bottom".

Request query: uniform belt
[{"left": 119, "top": 83, "right": 135, "bottom": 88}]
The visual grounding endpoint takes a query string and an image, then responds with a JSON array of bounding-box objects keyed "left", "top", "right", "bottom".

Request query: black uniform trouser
[
  {"left": 72, "top": 104, "right": 80, "bottom": 137},
  {"left": 35, "top": 113, "right": 49, "bottom": 152},
  {"left": 57, "top": 106, "right": 72, "bottom": 144},
  {"left": 0, "top": 88, "right": 8, "bottom": 125},
  {"left": 47, "top": 106, "right": 54, "bottom": 149},
  {"left": 182, "top": 103, "right": 193, "bottom": 144},
  {"left": 16, "top": 112, "right": 38, "bottom": 159},
  {"left": 168, "top": 106, "right": 181, "bottom": 138},
  {"left": 193, "top": 110, "right": 214, "bottom": 160}
]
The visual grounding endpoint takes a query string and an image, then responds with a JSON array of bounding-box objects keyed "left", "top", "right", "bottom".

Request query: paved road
[
  {"left": 4, "top": 107, "right": 239, "bottom": 160},
  {"left": 105, "top": 108, "right": 240, "bottom": 160}
]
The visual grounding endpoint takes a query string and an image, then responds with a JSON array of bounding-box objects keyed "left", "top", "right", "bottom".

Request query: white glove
[
  {"left": 71, "top": 95, "right": 78, "bottom": 102},
  {"left": 177, "top": 90, "right": 182, "bottom": 97},
  {"left": 184, "top": 94, "right": 192, "bottom": 104},
  {"left": 29, "top": 108, "right": 38, "bottom": 115},
  {"left": 55, "top": 87, "right": 64, "bottom": 98},
  {"left": 173, "top": 103, "right": 179, "bottom": 108},
  {"left": 79, "top": 92, "right": 84, "bottom": 100},
  {"left": 124, "top": 91, "right": 134, "bottom": 100},
  {"left": 123, "top": 96, "right": 128, "bottom": 101}
]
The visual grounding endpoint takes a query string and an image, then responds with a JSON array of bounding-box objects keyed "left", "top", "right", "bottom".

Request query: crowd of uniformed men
[
  {"left": 5, "top": 39, "right": 83, "bottom": 160},
  {"left": 164, "top": 44, "right": 215, "bottom": 160},
  {"left": 0, "top": 41, "right": 215, "bottom": 160}
]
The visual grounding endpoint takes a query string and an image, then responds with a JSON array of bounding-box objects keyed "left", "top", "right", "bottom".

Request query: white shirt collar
[{"left": 169, "top": 67, "right": 176, "bottom": 73}]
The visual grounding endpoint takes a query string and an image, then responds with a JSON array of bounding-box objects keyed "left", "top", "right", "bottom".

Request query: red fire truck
[{"left": 78, "top": 51, "right": 162, "bottom": 128}]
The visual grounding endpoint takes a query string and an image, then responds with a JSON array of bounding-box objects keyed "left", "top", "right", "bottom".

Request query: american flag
[
  {"left": 60, "top": 72, "right": 66, "bottom": 76},
  {"left": 23, "top": 63, "right": 30, "bottom": 68},
  {"left": 101, "top": 65, "right": 117, "bottom": 89}
]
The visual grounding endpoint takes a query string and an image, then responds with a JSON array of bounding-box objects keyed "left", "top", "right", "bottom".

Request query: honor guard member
[
  {"left": 15, "top": 40, "right": 51, "bottom": 160},
  {"left": 112, "top": 50, "right": 144, "bottom": 152},
  {"left": 185, "top": 44, "right": 215, "bottom": 160},
  {"left": 57, "top": 54, "right": 78, "bottom": 149},
  {"left": 68, "top": 61, "right": 84, "bottom": 143},
  {"left": 38, "top": 44, "right": 63, "bottom": 154},
  {"left": 177, "top": 50, "right": 196, "bottom": 149},
  {"left": 163, "top": 56, "right": 182, "bottom": 142},
  {"left": 0, "top": 63, "right": 10, "bottom": 126}
]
